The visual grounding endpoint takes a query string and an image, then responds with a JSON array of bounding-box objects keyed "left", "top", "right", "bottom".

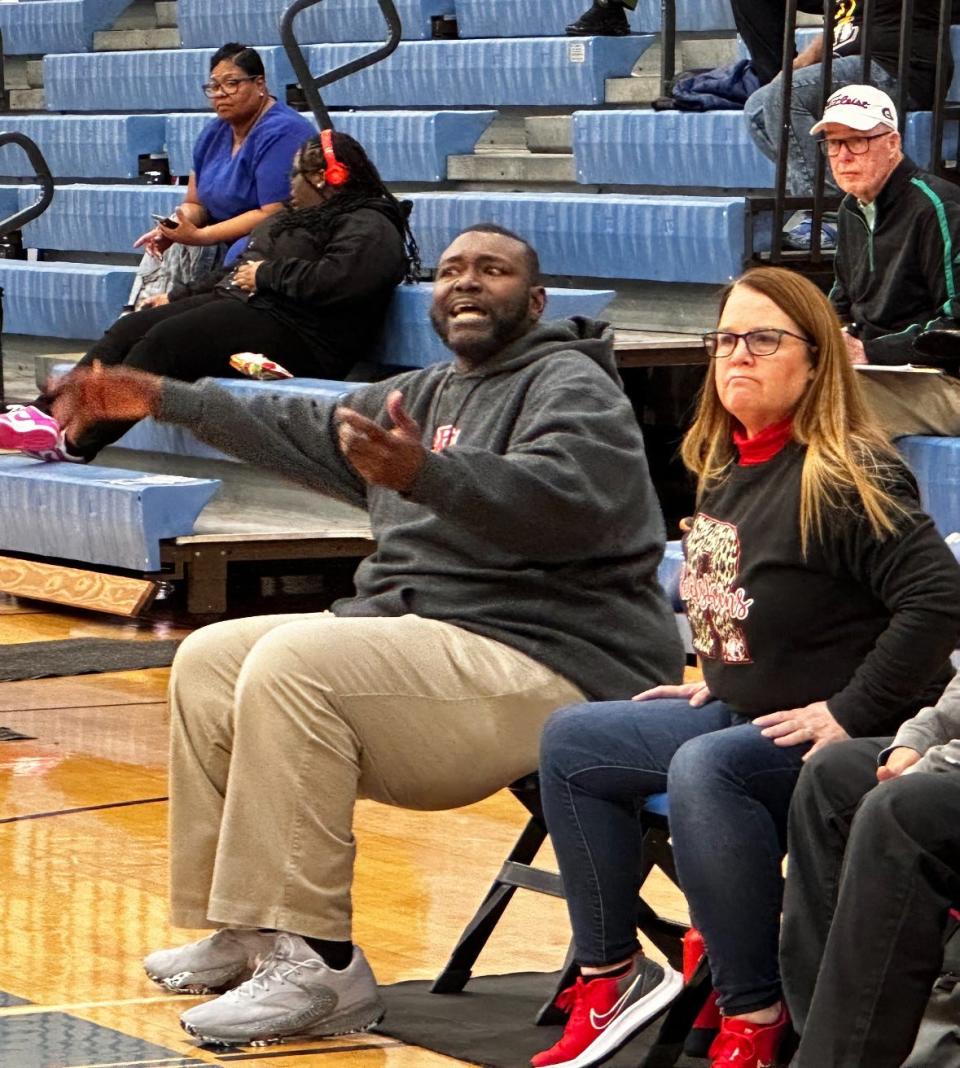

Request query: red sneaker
[
  {"left": 708, "top": 1005, "right": 791, "bottom": 1068},
  {"left": 531, "top": 955, "right": 683, "bottom": 1068}
]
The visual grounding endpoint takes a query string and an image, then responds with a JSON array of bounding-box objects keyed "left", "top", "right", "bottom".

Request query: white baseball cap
[{"left": 809, "top": 84, "right": 898, "bottom": 136}]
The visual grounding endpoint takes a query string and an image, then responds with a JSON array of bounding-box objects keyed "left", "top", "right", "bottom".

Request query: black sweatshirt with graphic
[{"left": 680, "top": 442, "right": 960, "bottom": 736}]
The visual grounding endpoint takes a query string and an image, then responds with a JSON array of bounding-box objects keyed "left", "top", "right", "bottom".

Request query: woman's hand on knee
[
  {"left": 754, "top": 700, "right": 849, "bottom": 760},
  {"left": 632, "top": 680, "right": 712, "bottom": 707}
]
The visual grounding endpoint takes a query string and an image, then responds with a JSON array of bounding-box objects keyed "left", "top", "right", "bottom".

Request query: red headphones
[{"left": 320, "top": 128, "right": 350, "bottom": 187}]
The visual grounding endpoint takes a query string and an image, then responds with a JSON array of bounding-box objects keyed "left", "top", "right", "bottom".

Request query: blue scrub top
[{"left": 193, "top": 101, "right": 315, "bottom": 263}]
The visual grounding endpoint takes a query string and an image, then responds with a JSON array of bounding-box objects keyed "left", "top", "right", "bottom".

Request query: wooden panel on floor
[
  {"left": 0, "top": 554, "right": 157, "bottom": 617},
  {"left": 0, "top": 612, "right": 190, "bottom": 646},
  {"left": 0, "top": 667, "right": 170, "bottom": 712}
]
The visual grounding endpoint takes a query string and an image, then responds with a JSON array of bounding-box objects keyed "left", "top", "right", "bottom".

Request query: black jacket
[
  {"left": 172, "top": 202, "right": 407, "bottom": 374},
  {"left": 831, "top": 157, "right": 960, "bottom": 369}
]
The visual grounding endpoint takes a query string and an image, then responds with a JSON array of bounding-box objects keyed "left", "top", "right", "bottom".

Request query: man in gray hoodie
[
  {"left": 780, "top": 674, "right": 960, "bottom": 1066},
  {"left": 51, "top": 223, "right": 684, "bottom": 1046}
]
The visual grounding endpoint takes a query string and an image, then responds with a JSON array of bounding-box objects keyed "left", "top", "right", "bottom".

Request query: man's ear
[{"left": 529, "top": 285, "right": 547, "bottom": 321}]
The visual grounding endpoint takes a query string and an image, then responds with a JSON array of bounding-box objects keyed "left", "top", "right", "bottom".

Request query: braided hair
[{"left": 269, "top": 130, "right": 421, "bottom": 283}]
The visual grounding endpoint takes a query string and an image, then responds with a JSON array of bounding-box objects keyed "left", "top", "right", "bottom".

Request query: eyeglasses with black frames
[
  {"left": 702, "top": 328, "right": 815, "bottom": 359},
  {"left": 201, "top": 76, "right": 258, "bottom": 98},
  {"left": 817, "top": 131, "right": 893, "bottom": 157}
]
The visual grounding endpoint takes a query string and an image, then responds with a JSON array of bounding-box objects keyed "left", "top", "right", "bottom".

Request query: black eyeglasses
[
  {"left": 817, "top": 131, "right": 893, "bottom": 157},
  {"left": 702, "top": 328, "right": 815, "bottom": 359},
  {"left": 201, "top": 76, "right": 258, "bottom": 98}
]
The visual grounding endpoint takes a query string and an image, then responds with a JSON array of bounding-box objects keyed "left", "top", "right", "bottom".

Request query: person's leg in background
[
  {"left": 152, "top": 612, "right": 583, "bottom": 1045},
  {"left": 566, "top": 0, "right": 637, "bottom": 38},
  {"left": 666, "top": 724, "right": 810, "bottom": 1065},
  {"left": 530, "top": 697, "right": 736, "bottom": 1067},
  {"left": 779, "top": 738, "right": 885, "bottom": 1038},
  {"left": 856, "top": 373, "right": 960, "bottom": 438},
  {"left": 788, "top": 767, "right": 960, "bottom": 1068}
]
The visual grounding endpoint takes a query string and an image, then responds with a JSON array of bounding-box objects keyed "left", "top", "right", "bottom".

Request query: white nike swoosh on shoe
[{"left": 588, "top": 981, "right": 636, "bottom": 1031}]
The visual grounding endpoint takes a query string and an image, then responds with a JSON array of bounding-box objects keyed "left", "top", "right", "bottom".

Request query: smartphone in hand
[{"left": 151, "top": 212, "right": 179, "bottom": 229}]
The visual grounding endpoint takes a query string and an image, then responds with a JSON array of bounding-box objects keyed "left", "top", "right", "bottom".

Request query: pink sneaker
[{"left": 0, "top": 405, "right": 60, "bottom": 453}]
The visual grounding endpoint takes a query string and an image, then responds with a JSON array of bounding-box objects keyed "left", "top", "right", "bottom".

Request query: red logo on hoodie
[{"left": 432, "top": 425, "right": 461, "bottom": 452}]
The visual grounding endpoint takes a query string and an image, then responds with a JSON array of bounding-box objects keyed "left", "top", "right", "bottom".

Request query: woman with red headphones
[{"left": 0, "top": 131, "right": 421, "bottom": 464}]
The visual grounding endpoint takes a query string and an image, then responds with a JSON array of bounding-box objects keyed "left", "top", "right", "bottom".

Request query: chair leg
[
  {"left": 535, "top": 942, "right": 578, "bottom": 1025},
  {"left": 639, "top": 956, "right": 713, "bottom": 1068},
  {"left": 431, "top": 815, "right": 548, "bottom": 994}
]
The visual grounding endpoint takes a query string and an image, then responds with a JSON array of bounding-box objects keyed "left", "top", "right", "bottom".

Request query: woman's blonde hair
[{"left": 681, "top": 266, "right": 907, "bottom": 553}]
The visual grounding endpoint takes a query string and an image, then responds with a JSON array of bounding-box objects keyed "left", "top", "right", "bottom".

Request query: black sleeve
[
  {"left": 253, "top": 210, "right": 404, "bottom": 306},
  {"left": 169, "top": 266, "right": 232, "bottom": 303},
  {"left": 825, "top": 471, "right": 960, "bottom": 734}
]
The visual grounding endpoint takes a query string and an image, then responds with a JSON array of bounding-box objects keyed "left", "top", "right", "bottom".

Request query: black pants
[
  {"left": 729, "top": 0, "right": 826, "bottom": 85},
  {"left": 781, "top": 737, "right": 960, "bottom": 1067},
  {"left": 44, "top": 292, "right": 342, "bottom": 460}
]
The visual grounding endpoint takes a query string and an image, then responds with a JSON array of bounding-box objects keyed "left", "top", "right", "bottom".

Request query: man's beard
[{"left": 430, "top": 292, "right": 532, "bottom": 366}]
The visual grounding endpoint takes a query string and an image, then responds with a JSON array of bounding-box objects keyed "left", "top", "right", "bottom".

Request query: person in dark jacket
[
  {"left": 813, "top": 85, "right": 960, "bottom": 436},
  {"left": 45, "top": 224, "right": 685, "bottom": 1047},
  {"left": 0, "top": 131, "right": 418, "bottom": 462},
  {"left": 530, "top": 266, "right": 960, "bottom": 1068}
]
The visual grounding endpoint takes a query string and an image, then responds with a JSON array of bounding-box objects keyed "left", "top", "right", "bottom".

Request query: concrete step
[
  {"left": 93, "top": 27, "right": 181, "bottom": 51},
  {"left": 526, "top": 115, "right": 573, "bottom": 153},
  {"left": 9, "top": 88, "right": 45, "bottom": 111},
  {"left": 113, "top": 0, "right": 164, "bottom": 30},
  {"left": 156, "top": 1, "right": 179, "bottom": 28},
  {"left": 26, "top": 60, "right": 43, "bottom": 89},
  {"left": 2, "top": 57, "right": 31, "bottom": 91},
  {"left": 609, "top": 36, "right": 738, "bottom": 105},
  {"left": 447, "top": 151, "right": 575, "bottom": 183}
]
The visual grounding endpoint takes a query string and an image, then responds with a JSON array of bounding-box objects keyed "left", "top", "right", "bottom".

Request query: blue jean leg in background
[
  {"left": 668, "top": 724, "right": 810, "bottom": 1015},
  {"left": 539, "top": 697, "right": 741, "bottom": 966}
]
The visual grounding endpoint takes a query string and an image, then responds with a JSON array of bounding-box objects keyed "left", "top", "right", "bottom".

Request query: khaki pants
[
  {"left": 858, "top": 371, "right": 960, "bottom": 438},
  {"left": 168, "top": 612, "right": 583, "bottom": 940}
]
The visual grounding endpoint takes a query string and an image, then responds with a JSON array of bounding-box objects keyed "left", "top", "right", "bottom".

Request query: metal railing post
[
  {"left": 771, "top": 0, "right": 800, "bottom": 263},
  {"left": 659, "top": 0, "right": 676, "bottom": 100},
  {"left": 279, "top": 0, "right": 402, "bottom": 131}
]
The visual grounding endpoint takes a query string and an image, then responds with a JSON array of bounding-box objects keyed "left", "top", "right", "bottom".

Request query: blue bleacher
[
  {"left": 0, "top": 116, "right": 166, "bottom": 180},
  {"left": 43, "top": 47, "right": 297, "bottom": 113},
  {"left": 12, "top": 183, "right": 746, "bottom": 283},
  {"left": 0, "top": 455, "right": 220, "bottom": 570},
  {"left": 298, "top": 38, "right": 651, "bottom": 107},
  {"left": 455, "top": 0, "right": 735, "bottom": 38},
  {"left": 572, "top": 109, "right": 960, "bottom": 187},
  {"left": 44, "top": 38, "right": 649, "bottom": 112},
  {"left": 165, "top": 110, "right": 497, "bottom": 182},
  {"left": 0, "top": 0, "right": 130, "bottom": 55},
  {"left": 0, "top": 261, "right": 136, "bottom": 338},
  {"left": 179, "top": 0, "right": 453, "bottom": 46},
  {"left": 897, "top": 437, "right": 960, "bottom": 537},
  {"left": 405, "top": 192, "right": 746, "bottom": 283}
]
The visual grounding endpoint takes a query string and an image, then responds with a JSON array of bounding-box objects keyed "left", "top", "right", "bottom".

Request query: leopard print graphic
[{"left": 680, "top": 513, "right": 754, "bottom": 664}]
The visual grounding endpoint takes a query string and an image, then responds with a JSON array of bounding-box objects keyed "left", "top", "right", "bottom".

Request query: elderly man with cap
[{"left": 814, "top": 84, "right": 960, "bottom": 437}]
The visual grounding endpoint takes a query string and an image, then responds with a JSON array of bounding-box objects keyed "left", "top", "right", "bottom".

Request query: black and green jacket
[{"left": 831, "top": 157, "right": 960, "bottom": 369}]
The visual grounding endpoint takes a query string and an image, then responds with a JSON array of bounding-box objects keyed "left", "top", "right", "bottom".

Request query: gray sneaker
[
  {"left": 144, "top": 929, "right": 278, "bottom": 994},
  {"left": 179, "top": 934, "right": 385, "bottom": 1046}
]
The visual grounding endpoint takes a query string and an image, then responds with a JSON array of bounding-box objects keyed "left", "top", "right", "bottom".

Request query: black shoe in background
[{"left": 566, "top": 0, "right": 630, "bottom": 36}]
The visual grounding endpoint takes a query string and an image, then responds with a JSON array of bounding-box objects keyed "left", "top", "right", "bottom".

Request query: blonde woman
[{"left": 531, "top": 267, "right": 960, "bottom": 1068}]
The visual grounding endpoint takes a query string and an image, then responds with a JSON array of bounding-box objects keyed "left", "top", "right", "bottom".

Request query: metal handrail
[
  {"left": 659, "top": 0, "right": 676, "bottom": 99},
  {"left": 279, "top": 0, "right": 402, "bottom": 131},
  {"left": 0, "top": 132, "right": 53, "bottom": 237}
]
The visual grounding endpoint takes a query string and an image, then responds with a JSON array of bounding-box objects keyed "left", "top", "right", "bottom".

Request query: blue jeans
[
  {"left": 539, "top": 698, "right": 809, "bottom": 1014},
  {"left": 745, "top": 57, "right": 900, "bottom": 196}
]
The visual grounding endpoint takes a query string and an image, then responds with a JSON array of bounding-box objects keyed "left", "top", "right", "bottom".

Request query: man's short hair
[{"left": 459, "top": 223, "right": 541, "bottom": 285}]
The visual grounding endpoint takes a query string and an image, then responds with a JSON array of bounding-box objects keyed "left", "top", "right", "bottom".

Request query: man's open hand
[
  {"left": 49, "top": 362, "right": 163, "bottom": 441},
  {"left": 335, "top": 390, "right": 426, "bottom": 492}
]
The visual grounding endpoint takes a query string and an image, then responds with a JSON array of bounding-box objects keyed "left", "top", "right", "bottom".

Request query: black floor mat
[
  {"left": 377, "top": 970, "right": 705, "bottom": 1068},
  {"left": 0, "top": 638, "right": 179, "bottom": 681}
]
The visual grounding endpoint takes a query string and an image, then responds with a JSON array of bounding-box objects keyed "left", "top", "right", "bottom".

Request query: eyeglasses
[
  {"left": 201, "top": 76, "right": 258, "bottom": 98},
  {"left": 817, "top": 131, "right": 893, "bottom": 157},
  {"left": 702, "top": 328, "right": 814, "bottom": 359}
]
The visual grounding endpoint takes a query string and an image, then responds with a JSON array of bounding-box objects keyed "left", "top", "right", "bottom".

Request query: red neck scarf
[{"left": 732, "top": 416, "right": 793, "bottom": 466}]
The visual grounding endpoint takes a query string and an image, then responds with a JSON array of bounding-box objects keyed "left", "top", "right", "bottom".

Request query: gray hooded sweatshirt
[
  {"left": 158, "top": 317, "right": 685, "bottom": 699},
  {"left": 883, "top": 669, "right": 960, "bottom": 775}
]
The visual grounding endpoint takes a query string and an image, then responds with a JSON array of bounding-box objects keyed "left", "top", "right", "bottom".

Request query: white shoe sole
[
  {"left": 543, "top": 965, "right": 685, "bottom": 1068},
  {"left": 181, "top": 1004, "right": 386, "bottom": 1047}
]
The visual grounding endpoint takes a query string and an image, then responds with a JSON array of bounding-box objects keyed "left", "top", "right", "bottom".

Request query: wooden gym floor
[{"left": 0, "top": 592, "right": 689, "bottom": 1068}]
